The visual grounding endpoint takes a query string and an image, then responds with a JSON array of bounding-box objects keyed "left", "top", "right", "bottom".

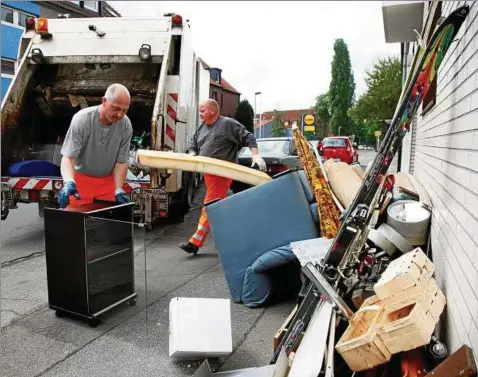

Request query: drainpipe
[{"left": 397, "top": 42, "right": 409, "bottom": 173}]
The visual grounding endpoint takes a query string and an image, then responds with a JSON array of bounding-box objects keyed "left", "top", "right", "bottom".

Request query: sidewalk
[{"left": 1, "top": 185, "right": 295, "bottom": 377}]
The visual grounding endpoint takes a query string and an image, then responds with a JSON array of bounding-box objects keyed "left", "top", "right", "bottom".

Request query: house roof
[
  {"left": 254, "top": 108, "right": 316, "bottom": 129},
  {"left": 199, "top": 58, "right": 241, "bottom": 95}
]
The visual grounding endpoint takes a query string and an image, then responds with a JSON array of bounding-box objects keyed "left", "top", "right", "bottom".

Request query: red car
[{"left": 319, "top": 136, "right": 358, "bottom": 164}]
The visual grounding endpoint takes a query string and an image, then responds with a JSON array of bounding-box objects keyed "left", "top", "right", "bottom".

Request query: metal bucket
[{"left": 386, "top": 200, "right": 431, "bottom": 246}]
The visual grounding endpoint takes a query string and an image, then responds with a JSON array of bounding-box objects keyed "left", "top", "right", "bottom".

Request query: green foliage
[
  {"left": 349, "top": 56, "right": 401, "bottom": 145},
  {"left": 271, "top": 110, "right": 286, "bottom": 137},
  {"left": 315, "top": 92, "right": 331, "bottom": 136},
  {"left": 234, "top": 99, "right": 254, "bottom": 133},
  {"left": 329, "top": 39, "right": 355, "bottom": 136}
]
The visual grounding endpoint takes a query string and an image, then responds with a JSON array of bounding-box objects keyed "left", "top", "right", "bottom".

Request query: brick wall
[
  {"left": 210, "top": 86, "right": 240, "bottom": 117},
  {"left": 411, "top": 0, "right": 478, "bottom": 360}
]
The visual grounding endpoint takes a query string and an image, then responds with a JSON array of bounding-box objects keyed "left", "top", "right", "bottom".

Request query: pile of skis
[{"left": 272, "top": 4, "right": 470, "bottom": 376}]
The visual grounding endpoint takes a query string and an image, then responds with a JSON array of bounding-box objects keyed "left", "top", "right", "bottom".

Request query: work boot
[{"left": 179, "top": 242, "right": 199, "bottom": 255}]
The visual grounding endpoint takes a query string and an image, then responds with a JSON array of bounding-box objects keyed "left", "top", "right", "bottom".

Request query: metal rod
[{"left": 303, "top": 262, "right": 354, "bottom": 320}]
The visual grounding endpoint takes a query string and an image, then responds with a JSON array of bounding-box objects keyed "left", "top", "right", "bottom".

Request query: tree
[
  {"left": 234, "top": 99, "right": 254, "bottom": 134},
  {"left": 315, "top": 92, "right": 331, "bottom": 136},
  {"left": 329, "top": 39, "right": 355, "bottom": 136},
  {"left": 349, "top": 56, "right": 401, "bottom": 145},
  {"left": 271, "top": 110, "right": 286, "bottom": 137}
]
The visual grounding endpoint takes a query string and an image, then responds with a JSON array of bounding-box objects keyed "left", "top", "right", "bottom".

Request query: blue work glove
[
  {"left": 58, "top": 180, "right": 80, "bottom": 208},
  {"left": 115, "top": 188, "right": 130, "bottom": 204}
]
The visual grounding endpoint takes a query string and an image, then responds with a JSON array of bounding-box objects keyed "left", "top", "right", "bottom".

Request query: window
[
  {"left": 239, "top": 140, "right": 290, "bottom": 156},
  {"left": 422, "top": 1, "right": 442, "bottom": 115},
  {"left": 18, "top": 11, "right": 31, "bottom": 27},
  {"left": 323, "top": 138, "right": 347, "bottom": 147},
  {"left": 1, "top": 6, "right": 14, "bottom": 23},
  {"left": 1, "top": 59, "right": 15, "bottom": 76},
  {"left": 212, "top": 91, "right": 218, "bottom": 101},
  {"left": 83, "top": 1, "right": 99, "bottom": 12},
  {"left": 1, "top": 6, "right": 35, "bottom": 28}
]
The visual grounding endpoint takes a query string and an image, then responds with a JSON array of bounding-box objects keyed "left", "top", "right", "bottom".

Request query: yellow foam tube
[{"left": 136, "top": 150, "right": 272, "bottom": 186}]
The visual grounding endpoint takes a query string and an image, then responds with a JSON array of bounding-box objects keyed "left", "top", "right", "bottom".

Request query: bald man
[
  {"left": 58, "top": 83, "right": 133, "bottom": 208},
  {"left": 179, "top": 99, "right": 266, "bottom": 255}
]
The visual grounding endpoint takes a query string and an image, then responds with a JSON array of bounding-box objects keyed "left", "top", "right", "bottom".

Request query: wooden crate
[
  {"left": 381, "top": 275, "right": 437, "bottom": 307},
  {"left": 376, "top": 284, "right": 446, "bottom": 354},
  {"left": 374, "top": 247, "right": 435, "bottom": 300},
  {"left": 335, "top": 302, "right": 392, "bottom": 372}
]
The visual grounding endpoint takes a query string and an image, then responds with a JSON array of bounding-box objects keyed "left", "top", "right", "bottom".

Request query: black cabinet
[{"left": 44, "top": 201, "right": 137, "bottom": 326}]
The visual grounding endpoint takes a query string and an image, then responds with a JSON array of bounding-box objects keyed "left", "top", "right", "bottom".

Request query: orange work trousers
[
  {"left": 189, "top": 173, "right": 232, "bottom": 248},
  {"left": 67, "top": 172, "right": 116, "bottom": 208}
]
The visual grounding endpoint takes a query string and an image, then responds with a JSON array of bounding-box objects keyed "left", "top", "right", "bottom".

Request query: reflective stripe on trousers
[{"left": 189, "top": 173, "right": 232, "bottom": 247}]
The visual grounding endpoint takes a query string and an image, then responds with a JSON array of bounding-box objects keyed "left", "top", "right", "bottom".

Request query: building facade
[
  {"left": 1, "top": 1, "right": 119, "bottom": 99},
  {"left": 383, "top": 0, "right": 478, "bottom": 360},
  {"left": 199, "top": 59, "right": 241, "bottom": 117},
  {"left": 254, "top": 108, "right": 317, "bottom": 139}
]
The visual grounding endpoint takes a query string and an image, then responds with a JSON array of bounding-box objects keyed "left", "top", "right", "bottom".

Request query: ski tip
[{"left": 455, "top": 4, "right": 470, "bottom": 17}]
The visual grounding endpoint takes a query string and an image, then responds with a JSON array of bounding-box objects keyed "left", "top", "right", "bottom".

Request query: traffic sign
[
  {"left": 374, "top": 130, "right": 381, "bottom": 137},
  {"left": 304, "top": 114, "right": 316, "bottom": 126}
]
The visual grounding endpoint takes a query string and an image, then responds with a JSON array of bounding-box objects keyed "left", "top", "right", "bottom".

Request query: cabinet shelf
[{"left": 44, "top": 201, "right": 136, "bottom": 325}]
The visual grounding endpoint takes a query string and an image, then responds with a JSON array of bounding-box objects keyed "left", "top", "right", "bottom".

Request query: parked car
[
  {"left": 231, "top": 137, "right": 323, "bottom": 194},
  {"left": 319, "top": 136, "right": 358, "bottom": 164}
]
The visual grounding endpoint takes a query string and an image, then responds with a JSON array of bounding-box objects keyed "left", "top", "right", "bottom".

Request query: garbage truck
[{"left": 1, "top": 14, "right": 211, "bottom": 227}]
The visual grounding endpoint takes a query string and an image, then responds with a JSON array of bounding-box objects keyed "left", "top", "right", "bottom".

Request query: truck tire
[
  {"left": 1, "top": 206, "right": 8, "bottom": 221},
  {"left": 1, "top": 191, "right": 9, "bottom": 220}
]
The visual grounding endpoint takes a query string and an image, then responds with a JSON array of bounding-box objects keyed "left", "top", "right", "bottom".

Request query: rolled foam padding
[{"left": 136, "top": 149, "right": 272, "bottom": 186}]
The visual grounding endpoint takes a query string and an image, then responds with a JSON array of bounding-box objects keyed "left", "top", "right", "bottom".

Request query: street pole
[{"left": 255, "top": 91, "right": 261, "bottom": 139}]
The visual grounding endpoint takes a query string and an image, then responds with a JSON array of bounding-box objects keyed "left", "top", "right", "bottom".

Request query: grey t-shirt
[
  {"left": 61, "top": 106, "right": 133, "bottom": 177},
  {"left": 187, "top": 116, "right": 258, "bottom": 163}
]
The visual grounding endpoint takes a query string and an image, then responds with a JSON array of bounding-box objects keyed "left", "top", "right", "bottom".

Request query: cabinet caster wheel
[
  {"left": 127, "top": 299, "right": 136, "bottom": 306},
  {"left": 55, "top": 310, "right": 68, "bottom": 318},
  {"left": 88, "top": 318, "right": 100, "bottom": 328}
]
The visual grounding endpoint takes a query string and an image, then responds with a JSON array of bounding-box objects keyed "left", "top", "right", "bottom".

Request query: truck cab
[{"left": 1, "top": 14, "right": 210, "bottom": 227}]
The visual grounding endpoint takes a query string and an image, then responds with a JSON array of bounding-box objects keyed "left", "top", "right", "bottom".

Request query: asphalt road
[
  {"left": 358, "top": 149, "right": 398, "bottom": 174},
  {"left": 1, "top": 203, "right": 45, "bottom": 265}
]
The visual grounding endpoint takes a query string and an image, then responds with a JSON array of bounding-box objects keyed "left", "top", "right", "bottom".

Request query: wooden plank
[
  {"left": 396, "top": 172, "right": 419, "bottom": 197},
  {"left": 273, "top": 304, "right": 299, "bottom": 352},
  {"left": 408, "top": 174, "right": 432, "bottom": 211},
  {"left": 136, "top": 150, "right": 272, "bottom": 186},
  {"left": 425, "top": 345, "right": 477, "bottom": 377}
]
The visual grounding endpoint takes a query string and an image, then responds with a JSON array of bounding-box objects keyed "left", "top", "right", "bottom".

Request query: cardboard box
[{"left": 169, "top": 297, "right": 233, "bottom": 359}]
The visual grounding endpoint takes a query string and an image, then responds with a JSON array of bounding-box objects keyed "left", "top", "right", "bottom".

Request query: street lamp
[{"left": 255, "top": 91, "right": 261, "bottom": 138}]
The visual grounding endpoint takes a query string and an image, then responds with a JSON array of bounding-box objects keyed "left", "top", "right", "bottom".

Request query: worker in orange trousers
[
  {"left": 58, "top": 83, "right": 133, "bottom": 209},
  {"left": 179, "top": 99, "right": 266, "bottom": 255}
]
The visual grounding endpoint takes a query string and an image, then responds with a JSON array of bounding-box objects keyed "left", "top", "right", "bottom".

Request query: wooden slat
[
  {"left": 274, "top": 304, "right": 298, "bottom": 352},
  {"left": 425, "top": 345, "right": 477, "bottom": 377}
]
